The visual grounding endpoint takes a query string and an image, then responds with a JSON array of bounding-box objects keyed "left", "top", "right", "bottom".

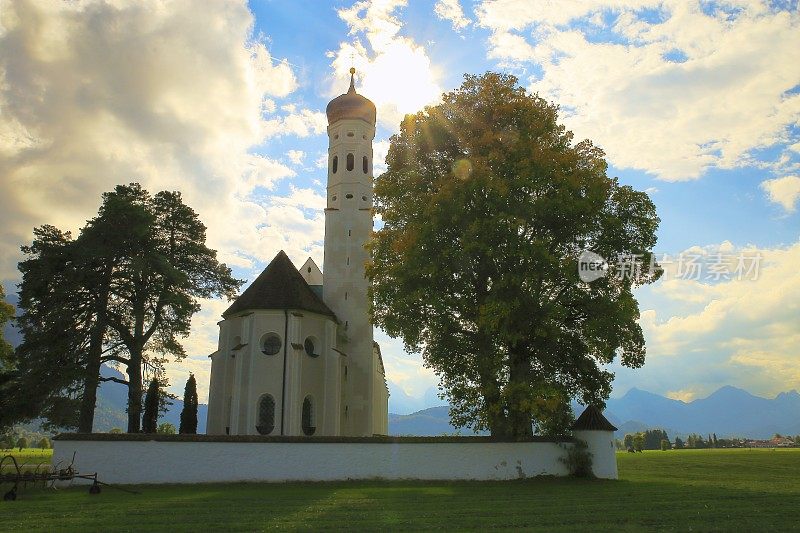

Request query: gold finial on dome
[{"left": 348, "top": 67, "right": 356, "bottom": 94}]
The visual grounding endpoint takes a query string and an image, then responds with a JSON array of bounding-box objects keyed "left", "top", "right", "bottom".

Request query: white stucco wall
[{"left": 52, "top": 437, "right": 616, "bottom": 485}]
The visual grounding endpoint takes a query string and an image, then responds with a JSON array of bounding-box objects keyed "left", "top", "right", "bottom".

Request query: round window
[
  {"left": 345, "top": 193, "right": 354, "bottom": 199},
  {"left": 261, "top": 333, "right": 282, "bottom": 355},
  {"left": 304, "top": 337, "right": 319, "bottom": 358}
]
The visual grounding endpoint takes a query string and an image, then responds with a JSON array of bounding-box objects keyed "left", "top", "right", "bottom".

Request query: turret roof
[
  {"left": 326, "top": 68, "right": 376, "bottom": 125},
  {"left": 222, "top": 250, "right": 336, "bottom": 319},
  {"left": 570, "top": 405, "right": 618, "bottom": 431}
]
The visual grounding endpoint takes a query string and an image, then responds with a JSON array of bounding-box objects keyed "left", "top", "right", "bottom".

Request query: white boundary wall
[{"left": 52, "top": 438, "right": 616, "bottom": 484}]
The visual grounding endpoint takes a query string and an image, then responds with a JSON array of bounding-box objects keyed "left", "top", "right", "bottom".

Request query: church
[{"left": 206, "top": 69, "right": 389, "bottom": 437}]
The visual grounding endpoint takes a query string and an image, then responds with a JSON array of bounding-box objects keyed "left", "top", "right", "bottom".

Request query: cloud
[
  {"left": 330, "top": 0, "right": 443, "bottom": 129},
  {"left": 477, "top": 1, "right": 800, "bottom": 181},
  {"left": 434, "top": 0, "right": 471, "bottom": 31},
  {"left": 262, "top": 109, "right": 327, "bottom": 138},
  {"left": 612, "top": 240, "right": 800, "bottom": 399},
  {"left": 0, "top": 0, "right": 311, "bottom": 282},
  {"left": 761, "top": 175, "right": 800, "bottom": 213},
  {"left": 287, "top": 150, "right": 305, "bottom": 165}
]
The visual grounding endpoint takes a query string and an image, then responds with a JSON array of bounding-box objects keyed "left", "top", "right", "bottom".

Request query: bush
[
  {"left": 560, "top": 439, "right": 594, "bottom": 478},
  {"left": 157, "top": 423, "right": 176, "bottom": 435},
  {"left": 660, "top": 439, "right": 670, "bottom": 451},
  {"left": 109, "top": 428, "right": 123, "bottom": 434},
  {"left": 38, "top": 437, "right": 51, "bottom": 450},
  {"left": 17, "top": 436, "right": 29, "bottom": 450}
]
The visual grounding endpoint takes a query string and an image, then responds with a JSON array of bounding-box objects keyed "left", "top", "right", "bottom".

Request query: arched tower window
[
  {"left": 332, "top": 155, "right": 338, "bottom": 174},
  {"left": 256, "top": 394, "right": 275, "bottom": 435},
  {"left": 346, "top": 153, "right": 354, "bottom": 171},
  {"left": 362, "top": 156, "right": 368, "bottom": 174},
  {"left": 302, "top": 396, "right": 316, "bottom": 436}
]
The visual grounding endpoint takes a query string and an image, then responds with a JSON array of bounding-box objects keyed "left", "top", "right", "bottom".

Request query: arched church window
[
  {"left": 362, "top": 156, "right": 368, "bottom": 174},
  {"left": 346, "top": 153, "right": 354, "bottom": 171},
  {"left": 302, "top": 396, "right": 315, "bottom": 436},
  {"left": 261, "top": 333, "right": 282, "bottom": 356},
  {"left": 347, "top": 131, "right": 354, "bottom": 137},
  {"left": 332, "top": 156, "right": 338, "bottom": 174},
  {"left": 256, "top": 394, "right": 275, "bottom": 435},
  {"left": 304, "top": 337, "right": 319, "bottom": 358}
]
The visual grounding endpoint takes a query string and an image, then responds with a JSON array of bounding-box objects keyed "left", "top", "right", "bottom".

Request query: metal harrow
[{"left": 1, "top": 451, "right": 102, "bottom": 501}]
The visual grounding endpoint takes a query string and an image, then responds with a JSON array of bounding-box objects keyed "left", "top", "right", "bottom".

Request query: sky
[{"left": 0, "top": 0, "right": 798, "bottom": 414}]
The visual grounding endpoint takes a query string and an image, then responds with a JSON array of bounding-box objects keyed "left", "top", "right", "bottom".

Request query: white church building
[{"left": 206, "top": 70, "right": 389, "bottom": 437}]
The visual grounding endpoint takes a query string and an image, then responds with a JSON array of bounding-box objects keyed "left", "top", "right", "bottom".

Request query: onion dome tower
[{"left": 323, "top": 68, "right": 383, "bottom": 436}]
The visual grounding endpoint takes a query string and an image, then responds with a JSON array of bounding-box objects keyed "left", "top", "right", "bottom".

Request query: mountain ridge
[{"left": 389, "top": 386, "right": 800, "bottom": 438}]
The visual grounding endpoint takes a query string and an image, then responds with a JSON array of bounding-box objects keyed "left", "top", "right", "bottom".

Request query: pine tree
[
  {"left": 141, "top": 378, "right": 160, "bottom": 433},
  {"left": 179, "top": 374, "right": 198, "bottom": 434}
]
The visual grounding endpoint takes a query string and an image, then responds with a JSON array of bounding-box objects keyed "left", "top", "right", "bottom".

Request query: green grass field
[
  {"left": 1, "top": 448, "right": 798, "bottom": 531},
  {"left": 0, "top": 449, "right": 54, "bottom": 474}
]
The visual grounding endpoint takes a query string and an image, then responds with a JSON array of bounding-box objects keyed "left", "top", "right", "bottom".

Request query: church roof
[
  {"left": 326, "top": 68, "right": 376, "bottom": 125},
  {"left": 570, "top": 405, "right": 618, "bottom": 432},
  {"left": 223, "top": 250, "right": 336, "bottom": 319}
]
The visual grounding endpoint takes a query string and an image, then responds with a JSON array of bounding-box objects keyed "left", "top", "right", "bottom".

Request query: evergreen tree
[
  {"left": 179, "top": 374, "right": 199, "bottom": 434},
  {"left": 2, "top": 184, "right": 241, "bottom": 433},
  {"left": 141, "top": 378, "right": 160, "bottom": 433}
]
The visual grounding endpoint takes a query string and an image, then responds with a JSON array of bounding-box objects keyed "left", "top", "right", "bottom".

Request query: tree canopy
[{"left": 368, "top": 72, "right": 660, "bottom": 439}]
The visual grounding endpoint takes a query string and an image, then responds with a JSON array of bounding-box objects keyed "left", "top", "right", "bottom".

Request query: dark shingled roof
[
  {"left": 223, "top": 250, "right": 336, "bottom": 319},
  {"left": 570, "top": 405, "right": 618, "bottom": 431}
]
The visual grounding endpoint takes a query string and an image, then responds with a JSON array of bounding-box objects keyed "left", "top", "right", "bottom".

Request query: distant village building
[{"left": 206, "top": 69, "right": 389, "bottom": 437}]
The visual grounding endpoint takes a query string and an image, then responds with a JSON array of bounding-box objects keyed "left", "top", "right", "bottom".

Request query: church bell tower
[{"left": 323, "top": 68, "right": 377, "bottom": 436}]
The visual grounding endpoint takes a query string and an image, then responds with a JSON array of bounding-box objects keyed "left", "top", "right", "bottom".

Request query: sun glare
[{"left": 360, "top": 40, "right": 441, "bottom": 118}]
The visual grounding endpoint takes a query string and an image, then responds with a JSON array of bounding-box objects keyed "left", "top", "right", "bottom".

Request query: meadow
[{"left": 1, "top": 448, "right": 798, "bottom": 531}]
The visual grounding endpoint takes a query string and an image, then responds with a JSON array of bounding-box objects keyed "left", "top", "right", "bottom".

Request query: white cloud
[
  {"left": 761, "top": 175, "right": 800, "bottom": 213},
  {"left": 477, "top": 1, "right": 800, "bottom": 181},
  {"left": 330, "top": 1, "right": 443, "bottom": 129},
  {"left": 262, "top": 109, "right": 327, "bottom": 139},
  {"left": 434, "top": 0, "right": 471, "bottom": 31},
  {"left": 613, "top": 240, "right": 800, "bottom": 399},
  {"left": 287, "top": 150, "right": 305, "bottom": 165}
]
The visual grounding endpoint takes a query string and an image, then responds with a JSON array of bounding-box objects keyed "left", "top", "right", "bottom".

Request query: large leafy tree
[{"left": 368, "top": 73, "right": 660, "bottom": 439}]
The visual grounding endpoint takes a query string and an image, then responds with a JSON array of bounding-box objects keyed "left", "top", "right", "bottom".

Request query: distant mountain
[
  {"left": 94, "top": 365, "right": 207, "bottom": 433},
  {"left": 388, "top": 387, "right": 800, "bottom": 439},
  {"left": 606, "top": 385, "right": 800, "bottom": 438},
  {"left": 389, "top": 406, "right": 488, "bottom": 436}
]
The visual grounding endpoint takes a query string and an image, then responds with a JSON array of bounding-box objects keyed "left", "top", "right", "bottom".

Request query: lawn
[
  {"left": 0, "top": 449, "right": 54, "bottom": 473},
  {"left": 1, "top": 448, "right": 797, "bottom": 531}
]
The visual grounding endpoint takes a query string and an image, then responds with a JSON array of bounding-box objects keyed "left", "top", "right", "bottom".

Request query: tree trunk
[
  {"left": 126, "top": 347, "right": 143, "bottom": 433},
  {"left": 77, "top": 270, "right": 111, "bottom": 433},
  {"left": 77, "top": 333, "right": 102, "bottom": 433},
  {"left": 507, "top": 345, "right": 534, "bottom": 440}
]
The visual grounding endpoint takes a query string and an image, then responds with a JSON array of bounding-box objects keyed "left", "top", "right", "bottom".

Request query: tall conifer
[{"left": 179, "top": 374, "right": 198, "bottom": 434}]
